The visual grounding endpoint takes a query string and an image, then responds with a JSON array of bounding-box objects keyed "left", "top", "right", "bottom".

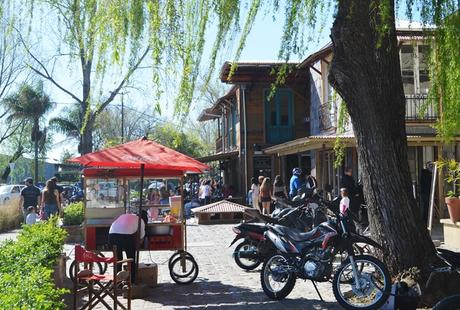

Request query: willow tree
[
  {"left": 17, "top": 0, "right": 150, "bottom": 154},
  {"left": 8, "top": 0, "right": 458, "bottom": 302}
]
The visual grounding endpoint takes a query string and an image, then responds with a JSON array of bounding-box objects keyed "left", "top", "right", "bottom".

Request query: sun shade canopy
[{"left": 69, "top": 137, "right": 209, "bottom": 174}]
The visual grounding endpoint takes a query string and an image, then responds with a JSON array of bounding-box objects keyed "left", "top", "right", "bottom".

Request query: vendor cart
[{"left": 69, "top": 137, "right": 209, "bottom": 284}]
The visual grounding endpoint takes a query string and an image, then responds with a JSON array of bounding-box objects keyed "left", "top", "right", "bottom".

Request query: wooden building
[
  {"left": 198, "top": 62, "right": 310, "bottom": 196},
  {"left": 264, "top": 23, "right": 460, "bottom": 218}
]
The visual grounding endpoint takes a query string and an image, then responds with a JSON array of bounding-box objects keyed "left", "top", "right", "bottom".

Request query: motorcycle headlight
[{"left": 232, "top": 227, "right": 241, "bottom": 234}]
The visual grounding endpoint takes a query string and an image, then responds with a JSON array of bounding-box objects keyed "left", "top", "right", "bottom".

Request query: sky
[
  {"left": 39, "top": 5, "right": 333, "bottom": 162},
  {"left": 8, "top": 2, "right": 420, "bottom": 162}
]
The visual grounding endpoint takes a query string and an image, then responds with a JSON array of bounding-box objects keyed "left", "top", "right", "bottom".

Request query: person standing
[
  {"left": 259, "top": 177, "right": 273, "bottom": 215},
  {"left": 40, "top": 180, "right": 61, "bottom": 220},
  {"left": 339, "top": 188, "right": 350, "bottom": 216},
  {"left": 340, "top": 167, "right": 358, "bottom": 213},
  {"left": 273, "top": 175, "right": 287, "bottom": 199},
  {"left": 51, "top": 176, "right": 64, "bottom": 205},
  {"left": 19, "top": 177, "right": 41, "bottom": 223},
  {"left": 108, "top": 211, "right": 148, "bottom": 283},
  {"left": 250, "top": 177, "right": 260, "bottom": 210},
  {"left": 289, "top": 168, "right": 302, "bottom": 198}
]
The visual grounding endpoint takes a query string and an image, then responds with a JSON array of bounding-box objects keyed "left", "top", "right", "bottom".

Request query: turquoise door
[{"left": 265, "top": 89, "right": 294, "bottom": 144}]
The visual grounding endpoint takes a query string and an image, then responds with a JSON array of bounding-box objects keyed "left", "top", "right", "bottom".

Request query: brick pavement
[{"left": 66, "top": 221, "right": 341, "bottom": 309}]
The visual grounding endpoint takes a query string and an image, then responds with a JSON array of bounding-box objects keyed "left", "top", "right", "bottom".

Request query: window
[
  {"left": 400, "top": 43, "right": 431, "bottom": 94},
  {"left": 227, "top": 105, "right": 237, "bottom": 147},
  {"left": 400, "top": 44, "right": 415, "bottom": 94},
  {"left": 418, "top": 45, "right": 430, "bottom": 94},
  {"left": 265, "top": 89, "right": 294, "bottom": 144}
]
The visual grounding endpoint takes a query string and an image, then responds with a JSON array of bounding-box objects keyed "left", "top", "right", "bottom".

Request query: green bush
[
  {"left": 62, "top": 201, "right": 84, "bottom": 226},
  {"left": 0, "top": 217, "right": 68, "bottom": 309},
  {"left": 0, "top": 201, "right": 23, "bottom": 233}
]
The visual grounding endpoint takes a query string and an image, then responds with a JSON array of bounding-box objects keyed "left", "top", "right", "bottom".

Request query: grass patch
[{"left": 0, "top": 200, "right": 22, "bottom": 233}]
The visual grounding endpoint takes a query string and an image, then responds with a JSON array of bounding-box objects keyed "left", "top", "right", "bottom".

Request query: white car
[{"left": 0, "top": 185, "right": 26, "bottom": 205}]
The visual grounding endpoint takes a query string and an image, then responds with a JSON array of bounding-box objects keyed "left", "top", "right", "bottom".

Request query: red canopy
[{"left": 69, "top": 137, "right": 209, "bottom": 174}]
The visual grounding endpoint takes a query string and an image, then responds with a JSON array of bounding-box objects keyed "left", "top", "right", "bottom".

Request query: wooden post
[
  {"left": 427, "top": 163, "right": 437, "bottom": 233},
  {"left": 135, "top": 163, "right": 145, "bottom": 284}
]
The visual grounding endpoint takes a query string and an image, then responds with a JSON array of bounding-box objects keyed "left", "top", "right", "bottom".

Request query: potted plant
[
  {"left": 62, "top": 202, "right": 84, "bottom": 243},
  {"left": 439, "top": 159, "right": 460, "bottom": 223}
]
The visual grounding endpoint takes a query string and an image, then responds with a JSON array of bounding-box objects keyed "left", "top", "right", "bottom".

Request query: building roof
[
  {"left": 196, "top": 150, "right": 239, "bottom": 163},
  {"left": 192, "top": 199, "right": 249, "bottom": 214},
  {"left": 197, "top": 85, "right": 238, "bottom": 122},
  {"left": 299, "top": 25, "right": 431, "bottom": 69},
  {"left": 219, "top": 61, "right": 308, "bottom": 83},
  {"left": 263, "top": 133, "right": 460, "bottom": 156}
]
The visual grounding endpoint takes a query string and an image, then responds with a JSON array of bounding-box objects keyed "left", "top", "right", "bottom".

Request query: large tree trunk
[
  {"left": 80, "top": 121, "right": 93, "bottom": 155},
  {"left": 328, "top": 0, "right": 437, "bottom": 276}
]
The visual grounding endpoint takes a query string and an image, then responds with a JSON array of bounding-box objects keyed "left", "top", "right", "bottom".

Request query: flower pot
[{"left": 445, "top": 197, "right": 460, "bottom": 223}]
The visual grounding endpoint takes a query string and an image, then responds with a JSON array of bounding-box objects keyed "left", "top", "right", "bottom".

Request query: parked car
[{"left": 0, "top": 185, "right": 26, "bottom": 205}]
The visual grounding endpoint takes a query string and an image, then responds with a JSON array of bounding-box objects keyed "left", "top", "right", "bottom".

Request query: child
[
  {"left": 26, "top": 206, "right": 38, "bottom": 225},
  {"left": 340, "top": 188, "right": 350, "bottom": 216}
]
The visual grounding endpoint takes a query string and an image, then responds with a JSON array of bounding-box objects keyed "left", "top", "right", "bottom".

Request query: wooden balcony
[{"left": 405, "top": 94, "right": 437, "bottom": 121}]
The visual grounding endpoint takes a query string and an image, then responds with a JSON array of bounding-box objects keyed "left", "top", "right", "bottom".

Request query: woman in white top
[
  {"left": 199, "top": 180, "right": 212, "bottom": 205},
  {"left": 250, "top": 177, "right": 260, "bottom": 210}
]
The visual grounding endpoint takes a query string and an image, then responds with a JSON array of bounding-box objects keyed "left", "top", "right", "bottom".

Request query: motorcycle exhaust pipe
[{"left": 235, "top": 250, "right": 258, "bottom": 259}]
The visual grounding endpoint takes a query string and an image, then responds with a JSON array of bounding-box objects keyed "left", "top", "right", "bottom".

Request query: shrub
[
  {"left": 0, "top": 217, "right": 68, "bottom": 309},
  {"left": 63, "top": 201, "right": 84, "bottom": 226},
  {"left": 0, "top": 200, "right": 23, "bottom": 233}
]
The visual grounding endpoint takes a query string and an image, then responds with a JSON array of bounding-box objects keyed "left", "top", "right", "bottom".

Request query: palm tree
[
  {"left": 4, "top": 82, "right": 53, "bottom": 183},
  {"left": 48, "top": 106, "right": 82, "bottom": 152}
]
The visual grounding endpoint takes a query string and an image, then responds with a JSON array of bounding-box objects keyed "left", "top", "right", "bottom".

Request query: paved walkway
[
  {"left": 64, "top": 221, "right": 341, "bottom": 309},
  {"left": 3, "top": 221, "right": 454, "bottom": 309}
]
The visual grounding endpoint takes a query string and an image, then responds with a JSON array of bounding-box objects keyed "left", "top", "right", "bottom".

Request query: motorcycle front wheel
[
  {"left": 333, "top": 255, "right": 391, "bottom": 310},
  {"left": 234, "top": 240, "right": 261, "bottom": 270},
  {"left": 260, "top": 254, "right": 296, "bottom": 300}
]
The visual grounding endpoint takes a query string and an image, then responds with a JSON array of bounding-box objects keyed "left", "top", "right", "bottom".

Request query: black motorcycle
[
  {"left": 230, "top": 195, "right": 327, "bottom": 270},
  {"left": 260, "top": 194, "right": 391, "bottom": 310}
]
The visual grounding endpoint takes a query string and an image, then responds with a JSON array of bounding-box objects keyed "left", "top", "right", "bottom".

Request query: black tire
[
  {"left": 168, "top": 250, "right": 194, "bottom": 270},
  {"left": 234, "top": 240, "right": 262, "bottom": 270},
  {"left": 433, "top": 294, "right": 460, "bottom": 310},
  {"left": 332, "top": 255, "right": 391, "bottom": 310},
  {"left": 169, "top": 256, "right": 199, "bottom": 284},
  {"left": 260, "top": 254, "right": 296, "bottom": 300},
  {"left": 68, "top": 260, "right": 104, "bottom": 282}
]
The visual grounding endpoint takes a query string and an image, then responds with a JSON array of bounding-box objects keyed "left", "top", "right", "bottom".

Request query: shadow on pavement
[{"left": 143, "top": 278, "right": 341, "bottom": 309}]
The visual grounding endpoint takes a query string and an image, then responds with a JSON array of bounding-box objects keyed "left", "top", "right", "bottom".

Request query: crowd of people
[{"left": 18, "top": 176, "right": 65, "bottom": 224}]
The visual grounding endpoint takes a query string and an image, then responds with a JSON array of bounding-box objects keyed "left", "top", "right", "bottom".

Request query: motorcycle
[
  {"left": 260, "top": 194, "right": 391, "bottom": 310},
  {"left": 230, "top": 194, "right": 327, "bottom": 270},
  {"left": 429, "top": 248, "right": 460, "bottom": 310}
]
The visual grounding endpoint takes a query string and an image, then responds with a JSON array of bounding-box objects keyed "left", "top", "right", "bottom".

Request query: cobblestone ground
[{"left": 66, "top": 220, "right": 341, "bottom": 310}]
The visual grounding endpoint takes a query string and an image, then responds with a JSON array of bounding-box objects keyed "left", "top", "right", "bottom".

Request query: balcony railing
[{"left": 405, "top": 94, "right": 437, "bottom": 121}]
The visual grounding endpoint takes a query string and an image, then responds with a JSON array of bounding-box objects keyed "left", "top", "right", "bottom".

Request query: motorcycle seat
[
  {"left": 273, "top": 225, "right": 320, "bottom": 242},
  {"left": 437, "top": 248, "right": 460, "bottom": 267},
  {"left": 239, "top": 222, "right": 268, "bottom": 234},
  {"left": 275, "top": 198, "right": 303, "bottom": 208}
]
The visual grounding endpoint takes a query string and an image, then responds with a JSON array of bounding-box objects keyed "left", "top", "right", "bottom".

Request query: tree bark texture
[{"left": 328, "top": 0, "right": 436, "bottom": 276}]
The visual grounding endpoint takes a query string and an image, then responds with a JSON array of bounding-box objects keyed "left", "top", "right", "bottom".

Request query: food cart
[{"left": 69, "top": 137, "right": 209, "bottom": 284}]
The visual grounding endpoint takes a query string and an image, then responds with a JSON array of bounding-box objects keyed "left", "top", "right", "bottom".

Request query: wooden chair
[{"left": 73, "top": 245, "right": 132, "bottom": 310}]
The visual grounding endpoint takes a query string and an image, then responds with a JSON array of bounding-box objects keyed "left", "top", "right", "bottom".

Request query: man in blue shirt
[{"left": 289, "top": 168, "right": 302, "bottom": 198}]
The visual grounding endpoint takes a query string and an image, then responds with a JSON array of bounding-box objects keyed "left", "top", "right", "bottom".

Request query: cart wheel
[
  {"left": 168, "top": 251, "right": 194, "bottom": 270},
  {"left": 169, "top": 256, "right": 199, "bottom": 284},
  {"left": 68, "top": 260, "right": 104, "bottom": 282}
]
